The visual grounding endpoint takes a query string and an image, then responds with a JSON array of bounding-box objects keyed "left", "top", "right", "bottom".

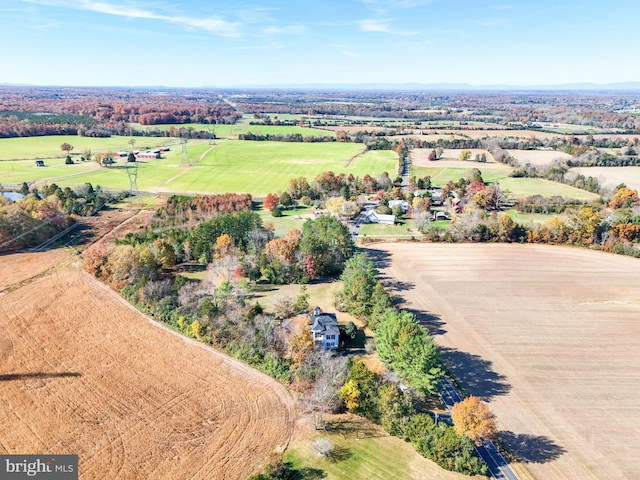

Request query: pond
[{"left": 1, "top": 192, "right": 24, "bottom": 201}]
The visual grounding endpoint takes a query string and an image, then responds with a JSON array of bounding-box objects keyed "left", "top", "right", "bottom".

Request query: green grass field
[
  {"left": 411, "top": 165, "right": 600, "bottom": 201},
  {"left": 131, "top": 122, "right": 335, "bottom": 139},
  {"left": 284, "top": 416, "right": 468, "bottom": 480},
  {"left": 0, "top": 135, "right": 179, "bottom": 161},
  {"left": 166, "top": 142, "right": 396, "bottom": 196},
  {"left": 498, "top": 177, "right": 601, "bottom": 200},
  {"left": 358, "top": 220, "right": 422, "bottom": 239},
  {"left": 257, "top": 205, "right": 313, "bottom": 237},
  {"left": 411, "top": 166, "right": 510, "bottom": 186},
  {"left": 0, "top": 136, "right": 397, "bottom": 196},
  {"left": 505, "top": 210, "right": 567, "bottom": 224}
]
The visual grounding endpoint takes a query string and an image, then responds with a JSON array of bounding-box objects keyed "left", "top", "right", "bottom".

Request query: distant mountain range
[
  {"left": 229, "top": 82, "right": 640, "bottom": 92},
  {"left": 2, "top": 82, "right": 640, "bottom": 92}
]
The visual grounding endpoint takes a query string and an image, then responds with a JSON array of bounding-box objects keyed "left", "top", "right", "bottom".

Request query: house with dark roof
[{"left": 309, "top": 306, "right": 339, "bottom": 350}]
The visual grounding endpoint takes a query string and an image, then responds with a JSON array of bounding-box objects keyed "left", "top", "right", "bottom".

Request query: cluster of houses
[{"left": 361, "top": 189, "right": 453, "bottom": 225}]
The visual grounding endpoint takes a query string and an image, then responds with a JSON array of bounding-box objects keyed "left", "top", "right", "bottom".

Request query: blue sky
[{"left": 1, "top": 0, "right": 639, "bottom": 87}]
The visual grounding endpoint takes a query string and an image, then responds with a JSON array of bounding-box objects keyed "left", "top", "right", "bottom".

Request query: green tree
[
  {"left": 279, "top": 191, "right": 293, "bottom": 207},
  {"left": 339, "top": 359, "right": 379, "bottom": 420},
  {"left": 375, "top": 310, "right": 443, "bottom": 396},
  {"left": 337, "top": 253, "right": 378, "bottom": 319},
  {"left": 378, "top": 383, "right": 415, "bottom": 436},
  {"left": 187, "top": 211, "right": 263, "bottom": 263},
  {"left": 299, "top": 215, "right": 353, "bottom": 278}
]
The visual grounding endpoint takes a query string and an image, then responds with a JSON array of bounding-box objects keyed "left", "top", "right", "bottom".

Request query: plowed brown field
[
  {"left": 368, "top": 243, "right": 640, "bottom": 480},
  {"left": 0, "top": 254, "right": 294, "bottom": 479}
]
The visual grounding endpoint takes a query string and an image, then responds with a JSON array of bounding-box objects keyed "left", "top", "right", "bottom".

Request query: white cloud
[
  {"left": 358, "top": 18, "right": 418, "bottom": 35},
  {"left": 261, "top": 24, "right": 306, "bottom": 36},
  {"left": 19, "top": 0, "right": 242, "bottom": 37},
  {"left": 359, "top": 18, "right": 393, "bottom": 33}
]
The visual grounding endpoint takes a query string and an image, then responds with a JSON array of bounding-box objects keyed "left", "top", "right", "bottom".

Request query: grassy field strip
[
  {"left": 168, "top": 142, "right": 396, "bottom": 196},
  {"left": 131, "top": 122, "right": 337, "bottom": 139},
  {"left": 498, "top": 177, "right": 600, "bottom": 200},
  {"left": 0, "top": 135, "right": 181, "bottom": 160},
  {"left": 1, "top": 138, "right": 397, "bottom": 196},
  {"left": 410, "top": 165, "right": 601, "bottom": 200}
]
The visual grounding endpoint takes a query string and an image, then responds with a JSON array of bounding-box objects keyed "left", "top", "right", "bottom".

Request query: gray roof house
[{"left": 309, "top": 306, "right": 339, "bottom": 350}]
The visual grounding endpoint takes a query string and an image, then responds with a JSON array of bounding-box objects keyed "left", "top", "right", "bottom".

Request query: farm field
[
  {"left": 0, "top": 135, "right": 180, "bottom": 161},
  {"left": 368, "top": 243, "right": 640, "bottom": 480},
  {"left": 498, "top": 177, "right": 601, "bottom": 200},
  {"left": 0, "top": 138, "right": 397, "bottom": 196},
  {"left": 506, "top": 149, "right": 573, "bottom": 166},
  {"left": 132, "top": 122, "right": 336, "bottom": 139},
  {"left": 166, "top": 141, "right": 396, "bottom": 196},
  {"left": 570, "top": 166, "right": 640, "bottom": 192},
  {"left": 411, "top": 148, "right": 500, "bottom": 167},
  {"left": 411, "top": 163, "right": 602, "bottom": 201},
  {"left": 411, "top": 166, "right": 510, "bottom": 186},
  {"left": 0, "top": 139, "right": 211, "bottom": 187},
  {"left": 462, "top": 129, "right": 563, "bottom": 140},
  {"left": 0, "top": 255, "right": 294, "bottom": 480},
  {"left": 0, "top": 250, "right": 72, "bottom": 290}
]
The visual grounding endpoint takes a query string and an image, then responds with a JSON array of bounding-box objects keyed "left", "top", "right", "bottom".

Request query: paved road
[
  {"left": 401, "top": 151, "right": 410, "bottom": 190},
  {"left": 438, "top": 378, "right": 519, "bottom": 480}
]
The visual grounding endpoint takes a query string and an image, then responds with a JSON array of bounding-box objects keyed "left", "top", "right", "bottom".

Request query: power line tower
[
  {"left": 207, "top": 124, "right": 216, "bottom": 145},
  {"left": 125, "top": 160, "right": 139, "bottom": 198},
  {"left": 180, "top": 137, "right": 190, "bottom": 165}
]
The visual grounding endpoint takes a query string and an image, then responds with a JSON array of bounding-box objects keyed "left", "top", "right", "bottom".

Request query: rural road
[{"left": 439, "top": 378, "right": 519, "bottom": 480}]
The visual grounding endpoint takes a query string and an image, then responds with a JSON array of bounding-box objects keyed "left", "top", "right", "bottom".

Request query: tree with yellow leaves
[
  {"left": 214, "top": 233, "right": 234, "bottom": 259},
  {"left": 451, "top": 396, "right": 497, "bottom": 444}
]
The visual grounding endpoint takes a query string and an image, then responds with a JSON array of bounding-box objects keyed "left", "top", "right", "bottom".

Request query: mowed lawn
[
  {"left": 168, "top": 141, "right": 397, "bottom": 196},
  {"left": 285, "top": 415, "right": 469, "bottom": 480}
]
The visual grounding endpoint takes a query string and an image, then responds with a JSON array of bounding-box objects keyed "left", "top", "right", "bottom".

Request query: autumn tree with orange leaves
[
  {"left": 264, "top": 193, "right": 280, "bottom": 211},
  {"left": 451, "top": 395, "right": 497, "bottom": 444}
]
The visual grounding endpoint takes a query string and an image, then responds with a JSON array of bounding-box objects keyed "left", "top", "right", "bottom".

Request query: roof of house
[
  {"left": 365, "top": 210, "right": 395, "bottom": 224},
  {"left": 309, "top": 311, "right": 339, "bottom": 334}
]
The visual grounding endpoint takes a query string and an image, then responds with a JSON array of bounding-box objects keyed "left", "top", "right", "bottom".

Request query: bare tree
[
  {"left": 272, "top": 291, "right": 296, "bottom": 319},
  {"left": 412, "top": 210, "right": 432, "bottom": 231},
  {"left": 304, "top": 351, "right": 348, "bottom": 429},
  {"left": 312, "top": 437, "right": 335, "bottom": 458}
]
